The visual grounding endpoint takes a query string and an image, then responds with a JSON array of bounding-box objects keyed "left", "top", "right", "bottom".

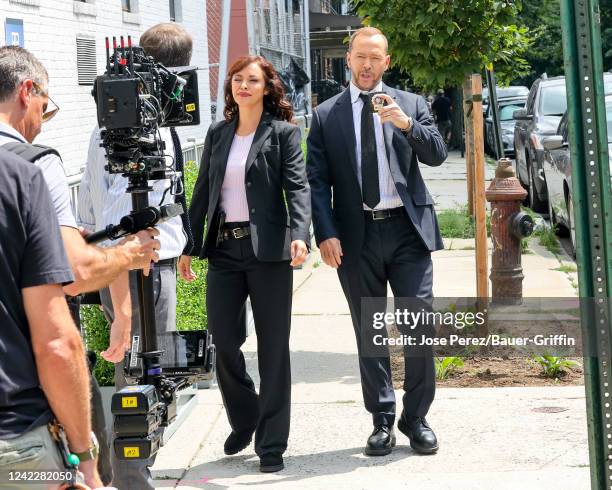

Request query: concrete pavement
[
  {"left": 148, "top": 149, "right": 588, "bottom": 489},
  {"left": 151, "top": 243, "right": 587, "bottom": 489}
]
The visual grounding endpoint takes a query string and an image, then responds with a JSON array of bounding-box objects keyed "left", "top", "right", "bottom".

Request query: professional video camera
[
  {"left": 89, "top": 35, "right": 215, "bottom": 462},
  {"left": 93, "top": 35, "right": 200, "bottom": 180}
]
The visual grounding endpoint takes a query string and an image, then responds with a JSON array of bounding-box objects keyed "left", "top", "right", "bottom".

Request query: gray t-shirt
[
  {"left": 0, "top": 148, "right": 74, "bottom": 438},
  {"left": 0, "top": 122, "right": 78, "bottom": 229}
]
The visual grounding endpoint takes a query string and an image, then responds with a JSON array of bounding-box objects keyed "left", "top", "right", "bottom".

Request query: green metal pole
[{"left": 560, "top": 0, "right": 612, "bottom": 487}]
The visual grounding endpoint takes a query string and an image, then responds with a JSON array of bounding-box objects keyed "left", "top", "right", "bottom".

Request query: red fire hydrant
[{"left": 485, "top": 158, "right": 534, "bottom": 304}]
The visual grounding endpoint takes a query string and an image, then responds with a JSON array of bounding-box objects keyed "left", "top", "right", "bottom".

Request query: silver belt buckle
[
  {"left": 232, "top": 227, "right": 247, "bottom": 239},
  {"left": 372, "top": 209, "right": 385, "bottom": 221}
]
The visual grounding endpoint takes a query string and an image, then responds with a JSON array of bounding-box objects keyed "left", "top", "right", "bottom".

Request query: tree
[
  {"left": 513, "top": 0, "right": 564, "bottom": 87},
  {"left": 514, "top": 0, "right": 611, "bottom": 86},
  {"left": 351, "top": 0, "right": 532, "bottom": 90}
]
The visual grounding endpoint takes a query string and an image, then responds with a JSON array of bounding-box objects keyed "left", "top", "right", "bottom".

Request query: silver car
[{"left": 541, "top": 93, "right": 612, "bottom": 255}]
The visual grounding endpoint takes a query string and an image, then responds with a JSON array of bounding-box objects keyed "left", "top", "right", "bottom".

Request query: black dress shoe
[
  {"left": 259, "top": 453, "right": 284, "bottom": 473},
  {"left": 397, "top": 414, "right": 439, "bottom": 454},
  {"left": 365, "top": 425, "right": 396, "bottom": 456},
  {"left": 224, "top": 428, "right": 255, "bottom": 455}
]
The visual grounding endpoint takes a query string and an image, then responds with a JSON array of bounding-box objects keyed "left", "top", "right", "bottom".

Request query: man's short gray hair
[{"left": 0, "top": 46, "right": 48, "bottom": 103}]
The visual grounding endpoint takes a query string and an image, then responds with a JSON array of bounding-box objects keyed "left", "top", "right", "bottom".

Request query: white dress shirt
[
  {"left": 220, "top": 132, "right": 255, "bottom": 222},
  {"left": 350, "top": 80, "right": 403, "bottom": 210},
  {"left": 78, "top": 126, "right": 187, "bottom": 260}
]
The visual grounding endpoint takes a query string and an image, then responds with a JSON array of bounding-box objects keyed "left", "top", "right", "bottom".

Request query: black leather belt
[
  {"left": 364, "top": 207, "right": 404, "bottom": 221},
  {"left": 158, "top": 258, "right": 177, "bottom": 267},
  {"left": 220, "top": 226, "right": 251, "bottom": 241}
]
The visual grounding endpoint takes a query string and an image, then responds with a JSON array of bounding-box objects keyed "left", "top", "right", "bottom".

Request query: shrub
[{"left": 81, "top": 305, "right": 115, "bottom": 387}]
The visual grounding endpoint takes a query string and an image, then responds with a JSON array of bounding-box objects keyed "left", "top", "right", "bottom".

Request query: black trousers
[
  {"left": 337, "top": 210, "right": 436, "bottom": 427},
  {"left": 67, "top": 296, "right": 113, "bottom": 486},
  {"left": 206, "top": 235, "right": 293, "bottom": 457}
]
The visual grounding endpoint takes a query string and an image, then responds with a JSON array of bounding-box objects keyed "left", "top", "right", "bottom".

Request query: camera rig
[{"left": 90, "top": 35, "right": 215, "bottom": 461}]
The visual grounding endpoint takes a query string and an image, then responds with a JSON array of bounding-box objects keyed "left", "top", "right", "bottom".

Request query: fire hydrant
[{"left": 485, "top": 158, "right": 534, "bottom": 304}]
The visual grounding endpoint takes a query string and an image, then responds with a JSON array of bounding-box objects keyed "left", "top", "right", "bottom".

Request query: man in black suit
[{"left": 307, "top": 26, "right": 447, "bottom": 456}]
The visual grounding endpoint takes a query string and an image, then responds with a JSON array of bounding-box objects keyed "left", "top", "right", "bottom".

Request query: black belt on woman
[{"left": 219, "top": 222, "right": 251, "bottom": 241}]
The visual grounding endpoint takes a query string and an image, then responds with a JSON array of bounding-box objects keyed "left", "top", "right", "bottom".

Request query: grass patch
[
  {"left": 534, "top": 224, "right": 561, "bottom": 254},
  {"left": 437, "top": 205, "right": 490, "bottom": 239},
  {"left": 553, "top": 264, "right": 577, "bottom": 273}
]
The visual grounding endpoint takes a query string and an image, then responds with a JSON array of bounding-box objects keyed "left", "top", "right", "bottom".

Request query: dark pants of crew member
[
  {"left": 337, "top": 210, "right": 436, "bottom": 428},
  {"left": 206, "top": 228, "right": 293, "bottom": 458},
  {"left": 67, "top": 296, "right": 113, "bottom": 486}
]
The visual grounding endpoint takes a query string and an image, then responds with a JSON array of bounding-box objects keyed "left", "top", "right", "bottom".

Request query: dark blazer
[
  {"left": 188, "top": 113, "right": 311, "bottom": 262},
  {"left": 306, "top": 83, "right": 447, "bottom": 265}
]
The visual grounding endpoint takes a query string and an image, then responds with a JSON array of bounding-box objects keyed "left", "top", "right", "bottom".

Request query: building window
[
  {"left": 122, "top": 0, "right": 131, "bottom": 12},
  {"left": 169, "top": 0, "right": 176, "bottom": 20},
  {"left": 73, "top": 0, "right": 96, "bottom": 16}
]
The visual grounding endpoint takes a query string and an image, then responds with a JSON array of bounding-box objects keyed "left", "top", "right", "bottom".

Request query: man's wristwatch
[
  {"left": 73, "top": 433, "right": 99, "bottom": 462},
  {"left": 401, "top": 116, "right": 414, "bottom": 135}
]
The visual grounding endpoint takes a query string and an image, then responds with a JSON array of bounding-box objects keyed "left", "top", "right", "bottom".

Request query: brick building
[{"left": 0, "top": 0, "right": 212, "bottom": 176}]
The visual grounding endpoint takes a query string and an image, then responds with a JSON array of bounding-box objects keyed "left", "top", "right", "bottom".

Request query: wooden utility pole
[{"left": 463, "top": 74, "right": 488, "bottom": 299}]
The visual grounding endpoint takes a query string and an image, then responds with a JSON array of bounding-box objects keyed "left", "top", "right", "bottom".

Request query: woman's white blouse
[{"left": 220, "top": 132, "right": 256, "bottom": 222}]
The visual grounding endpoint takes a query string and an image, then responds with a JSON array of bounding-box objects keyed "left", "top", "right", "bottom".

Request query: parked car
[
  {"left": 513, "top": 76, "right": 567, "bottom": 212},
  {"left": 484, "top": 95, "right": 527, "bottom": 159},
  {"left": 482, "top": 85, "right": 529, "bottom": 116},
  {"left": 541, "top": 92, "right": 612, "bottom": 255},
  {"left": 483, "top": 85, "right": 528, "bottom": 154}
]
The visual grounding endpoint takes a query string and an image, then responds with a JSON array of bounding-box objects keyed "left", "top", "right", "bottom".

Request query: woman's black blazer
[{"left": 187, "top": 113, "right": 311, "bottom": 262}]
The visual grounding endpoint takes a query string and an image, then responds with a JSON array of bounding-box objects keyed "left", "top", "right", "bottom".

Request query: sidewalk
[
  {"left": 420, "top": 150, "right": 496, "bottom": 210},
  {"left": 151, "top": 251, "right": 586, "bottom": 489},
  {"left": 150, "top": 150, "right": 588, "bottom": 489}
]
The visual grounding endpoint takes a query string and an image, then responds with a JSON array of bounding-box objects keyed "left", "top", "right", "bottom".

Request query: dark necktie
[
  {"left": 359, "top": 93, "right": 380, "bottom": 209},
  {"left": 169, "top": 126, "right": 194, "bottom": 254}
]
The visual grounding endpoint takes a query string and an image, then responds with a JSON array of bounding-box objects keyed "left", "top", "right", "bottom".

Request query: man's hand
[
  {"left": 118, "top": 228, "right": 161, "bottom": 276},
  {"left": 377, "top": 94, "right": 411, "bottom": 131},
  {"left": 319, "top": 238, "right": 343, "bottom": 268},
  {"left": 178, "top": 255, "right": 197, "bottom": 282},
  {"left": 101, "top": 315, "right": 131, "bottom": 363},
  {"left": 77, "top": 460, "right": 103, "bottom": 490},
  {"left": 290, "top": 240, "right": 309, "bottom": 267}
]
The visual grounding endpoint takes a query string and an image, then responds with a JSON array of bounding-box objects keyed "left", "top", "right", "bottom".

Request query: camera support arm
[{"left": 84, "top": 202, "right": 183, "bottom": 245}]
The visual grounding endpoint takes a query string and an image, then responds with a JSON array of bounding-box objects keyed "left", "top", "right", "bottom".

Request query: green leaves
[
  {"left": 352, "top": 0, "right": 531, "bottom": 90},
  {"left": 435, "top": 356, "right": 464, "bottom": 380},
  {"left": 532, "top": 355, "right": 581, "bottom": 378}
]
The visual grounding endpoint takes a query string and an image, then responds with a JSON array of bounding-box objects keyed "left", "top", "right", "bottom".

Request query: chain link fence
[{"left": 250, "top": 0, "right": 310, "bottom": 119}]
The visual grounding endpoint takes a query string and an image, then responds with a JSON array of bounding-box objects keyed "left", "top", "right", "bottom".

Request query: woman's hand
[
  {"left": 290, "top": 240, "right": 308, "bottom": 267},
  {"left": 178, "top": 255, "right": 197, "bottom": 282}
]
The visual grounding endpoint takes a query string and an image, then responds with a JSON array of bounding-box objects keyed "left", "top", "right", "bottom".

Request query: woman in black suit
[{"left": 178, "top": 55, "right": 310, "bottom": 473}]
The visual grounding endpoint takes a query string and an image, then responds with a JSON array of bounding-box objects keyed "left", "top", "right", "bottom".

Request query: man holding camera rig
[
  {"left": 78, "top": 22, "right": 195, "bottom": 490},
  {"left": 0, "top": 46, "right": 161, "bottom": 487},
  {"left": 0, "top": 146, "right": 102, "bottom": 489}
]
